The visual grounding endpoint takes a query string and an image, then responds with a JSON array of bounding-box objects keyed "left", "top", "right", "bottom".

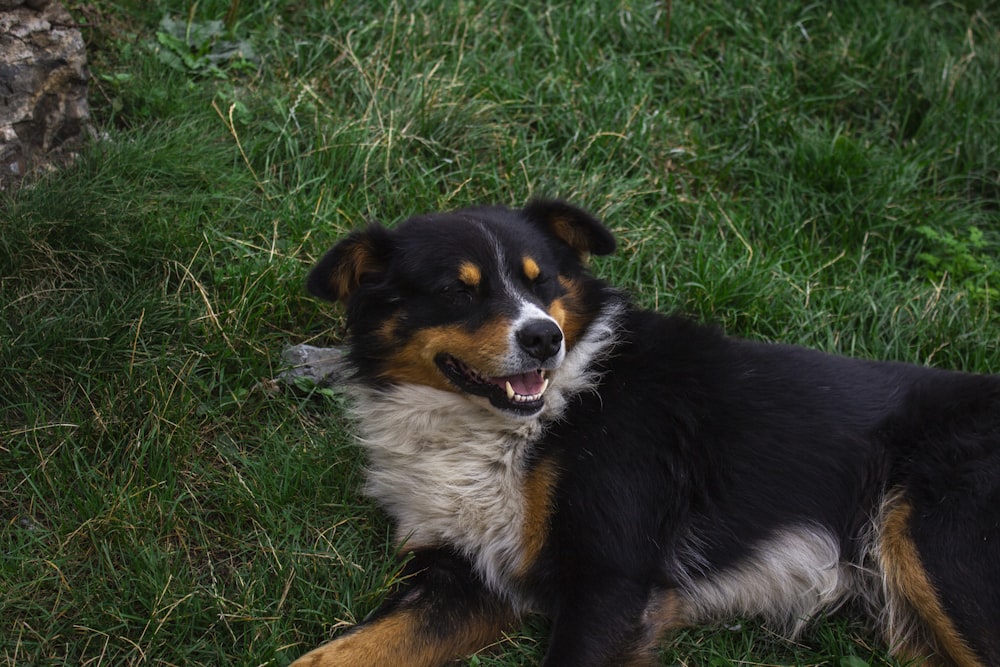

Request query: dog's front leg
[
  {"left": 541, "top": 578, "right": 667, "bottom": 667},
  {"left": 290, "top": 548, "right": 516, "bottom": 667}
]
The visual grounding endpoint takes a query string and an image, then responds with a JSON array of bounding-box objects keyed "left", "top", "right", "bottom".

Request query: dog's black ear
[
  {"left": 522, "top": 199, "right": 617, "bottom": 260},
  {"left": 306, "top": 224, "right": 394, "bottom": 303}
]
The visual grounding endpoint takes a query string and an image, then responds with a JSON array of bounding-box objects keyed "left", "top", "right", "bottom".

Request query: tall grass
[{"left": 3, "top": 1, "right": 998, "bottom": 665}]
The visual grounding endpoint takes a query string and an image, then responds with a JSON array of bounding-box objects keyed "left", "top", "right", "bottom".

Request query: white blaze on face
[{"left": 493, "top": 234, "right": 566, "bottom": 371}]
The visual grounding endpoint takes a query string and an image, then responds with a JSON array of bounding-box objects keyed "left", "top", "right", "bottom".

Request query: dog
[{"left": 291, "top": 200, "right": 1000, "bottom": 667}]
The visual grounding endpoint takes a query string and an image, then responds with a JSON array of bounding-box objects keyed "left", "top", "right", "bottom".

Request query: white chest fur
[
  {"left": 351, "top": 386, "right": 541, "bottom": 596},
  {"left": 346, "top": 301, "right": 624, "bottom": 599}
]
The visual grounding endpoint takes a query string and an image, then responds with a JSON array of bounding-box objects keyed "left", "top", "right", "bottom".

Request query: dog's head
[{"left": 307, "top": 200, "right": 616, "bottom": 417}]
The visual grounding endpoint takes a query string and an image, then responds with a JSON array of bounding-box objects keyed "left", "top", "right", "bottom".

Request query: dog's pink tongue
[{"left": 496, "top": 371, "right": 545, "bottom": 396}]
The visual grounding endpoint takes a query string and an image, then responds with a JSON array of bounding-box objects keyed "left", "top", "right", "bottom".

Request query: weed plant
[{"left": 3, "top": 1, "right": 999, "bottom": 665}]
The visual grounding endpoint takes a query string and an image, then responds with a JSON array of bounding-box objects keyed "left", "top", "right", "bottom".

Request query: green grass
[{"left": 2, "top": 1, "right": 998, "bottom": 665}]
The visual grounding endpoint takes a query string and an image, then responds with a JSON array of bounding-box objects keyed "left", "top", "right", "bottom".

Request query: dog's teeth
[
  {"left": 540, "top": 378, "right": 549, "bottom": 395},
  {"left": 505, "top": 381, "right": 515, "bottom": 400}
]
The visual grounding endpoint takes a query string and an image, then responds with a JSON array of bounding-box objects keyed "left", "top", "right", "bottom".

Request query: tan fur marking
[
  {"left": 458, "top": 261, "right": 482, "bottom": 287},
  {"left": 548, "top": 298, "right": 567, "bottom": 332},
  {"left": 332, "top": 238, "right": 385, "bottom": 303},
  {"left": 551, "top": 276, "right": 589, "bottom": 347},
  {"left": 549, "top": 217, "right": 593, "bottom": 262},
  {"left": 522, "top": 256, "right": 541, "bottom": 281},
  {"left": 383, "top": 318, "right": 513, "bottom": 390},
  {"left": 615, "top": 590, "right": 692, "bottom": 666},
  {"left": 881, "top": 499, "right": 984, "bottom": 667},
  {"left": 519, "top": 457, "right": 558, "bottom": 574},
  {"left": 641, "top": 588, "right": 690, "bottom": 634},
  {"left": 289, "top": 605, "right": 511, "bottom": 667},
  {"left": 376, "top": 315, "right": 399, "bottom": 346}
]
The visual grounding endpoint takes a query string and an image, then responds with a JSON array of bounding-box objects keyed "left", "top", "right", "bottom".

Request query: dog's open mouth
[{"left": 437, "top": 354, "right": 549, "bottom": 414}]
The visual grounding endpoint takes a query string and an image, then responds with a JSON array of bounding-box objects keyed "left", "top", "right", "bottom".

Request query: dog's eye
[
  {"left": 530, "top": 273, "right": 552, "bottom": 293},
  {"left": 438, "top": 283, "right": 476, "bottom": 307}
]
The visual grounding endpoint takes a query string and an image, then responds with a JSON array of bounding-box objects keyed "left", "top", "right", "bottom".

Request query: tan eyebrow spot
[
  {"left": 458, "top": 261, "right": 481, "bottom": 287},
  {"left": 522, "top": 256, "right": 540, "bottom": 281}
]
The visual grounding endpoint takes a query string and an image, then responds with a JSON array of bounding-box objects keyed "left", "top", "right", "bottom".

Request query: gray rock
[
  {"left": 278, "top": 344, "right": 350, "bottom": 388},
  {"left": 0, "top": 0, "right": 91, "bottom": 186}
]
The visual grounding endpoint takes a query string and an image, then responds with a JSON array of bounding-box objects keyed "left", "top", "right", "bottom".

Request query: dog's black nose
[{"left": 517, "top": 319, "right": 564, "bottom": 361}]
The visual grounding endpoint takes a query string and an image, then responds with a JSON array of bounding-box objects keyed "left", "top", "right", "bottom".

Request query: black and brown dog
[{"left": 291, "top": 200, "right": 999, "bottom": 666}]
